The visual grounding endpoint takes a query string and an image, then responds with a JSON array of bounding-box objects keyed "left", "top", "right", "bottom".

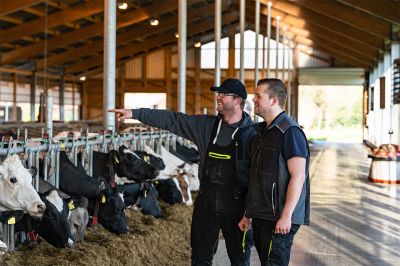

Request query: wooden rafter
[
  {"left": 335, "top": 0, "right": 400, "bottom": 26},
  {"left": 245, "top": 6, "right": 378, "bottom": 63},
  {"left": 258, "top": 0, "right": 384, "bottom": 50},
  {"left": 0, "top": 0, "right": 104, "bottom": 45},
  {"left": 0, "top": 0, "right": 42, "bottom": 16},
  {"left": 1, "top": 0, "right": 185, "bottom": 65},
  {"left": 288, "top": 0, "right": 390, "bottom": 39},
  {"left": 65, "top": 12, "right": 239, "bottom": 74},
  {"left": 37, "top": 2, "right": 227, "bottom": 69}
]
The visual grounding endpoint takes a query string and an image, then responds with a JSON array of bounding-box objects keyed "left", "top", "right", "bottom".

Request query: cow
[
  {"left": 67, "top": 196, "right": 89, "bottom": 242},
  {"left": 158, "top": 146, "right": 193, "bottom": 205},
  {"left": 54, "top": 151, "right": 128, "bottom": 235},
  {"left": 87, "top": 186, "right": 127, "bottom": 235},
  {"left": 170, "top": 142, "right": 199, "bottom": 163},
  {"left": 14, "top": 190, "right": 75, "bottom": 248},
  {"left": 92, "top": 145, "right": 159, "bottom": 183},
  {"left": 0, "top": 155, "right": 45, "bottom": 218},
  {"left": 122, "top": 182, "right": 163, "bottom": 218},
  {"left": 38, "top": 178, "right": 89, "bottom": 244}
]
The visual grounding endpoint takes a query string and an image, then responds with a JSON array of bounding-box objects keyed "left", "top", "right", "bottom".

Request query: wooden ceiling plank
[
  {"left": 288, "top": 0, "right": 390, "bottom": 39},
  {"left": 0, "top": 0, "right": 42, "bottom": 16},
  {"left": 258, "top": 0, "right": 384, "bottom": 50},
  {"left": 0, "top": 0, "right": 104, "bottom": 45},
  {"left": 335, "top": 0, "right": 400, "bottom": 25},
  {"left": 65, "top": 12, "right": 239, "bottom": 74},
  {"left": 1, "top": 0, "right": 182, "bottom": 65},
  {"left": 246, "top": 6, "right": 378, "bottom": 60},
  {"left": 38, "top": 3, "right": 221, "bottom": 69}
]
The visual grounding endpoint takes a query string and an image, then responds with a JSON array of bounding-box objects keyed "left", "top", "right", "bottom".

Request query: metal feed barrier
[{"left": 0, "top": 126, "right": 176, "bottom": 252}]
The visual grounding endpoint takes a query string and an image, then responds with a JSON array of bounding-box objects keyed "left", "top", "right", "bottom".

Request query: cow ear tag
[
  {"left": 68, "top": 201, "right": 75, "bottom": 210},
  {"left": 60, "top": 143, "right": 65, "bottom": 151},
  {"left": 101, "top": 195, "right": 106, "bottom": 203},
  {"left": 8, "top": 217, "right": 16, "bottom": 225},
  {"left": 144, "top": 155, "right": 150, "bottom": 163},
  {"left": 114, "top": 157, "right": 119, "bottom": 164},
  {"left": 144, "top": 190, "right": 147, "bottom": 198}
]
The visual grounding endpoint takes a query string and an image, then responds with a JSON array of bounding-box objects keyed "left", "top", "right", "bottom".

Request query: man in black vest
[
  {"left": 109, "top": 78, "right": 256, "bottom": 266},
  {"left": 239, "top": 78, "right": 310, "bottom": 266}
]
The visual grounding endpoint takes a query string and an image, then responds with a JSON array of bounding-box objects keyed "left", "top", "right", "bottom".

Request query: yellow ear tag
[
  {"left": 115, "top": 157, "right": 119, "bottom": 164},
  {"left": 68, "top": 201, "right": 75, "bottom": 210},
  {"left": 144, "top": 190, "right": 147, "bottom": 198},
  {"left": 8, "top": 217, "right": 16, "bottom": 225},
  {"left": 144, "top": 155, "right": 150, "bottom": 163},
  {"left": 102, "top": 195, "right": 106, "bottom": 203},
  {"left": 60, "top": 143, "right": 65, "bottom": 151}
]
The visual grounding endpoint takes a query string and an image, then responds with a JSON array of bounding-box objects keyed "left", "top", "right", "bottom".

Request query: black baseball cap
[{"left": 210, "top": 78, "right": 247, "bottom": 99}]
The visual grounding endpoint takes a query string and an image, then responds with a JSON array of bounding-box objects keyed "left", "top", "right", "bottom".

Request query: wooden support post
[
  {"left": 12, "top": 73, "right": 17, "bottom": 121},
  {"left": 194, "top": 46, "right": 201, "bottom": 114},
  {"left": 291, "top": 45, "right": 299, "bottom": 120},
  {"left": 30, "top": 71, "right": 36, "bottom": 121},
  {"left": 165, "top": 47, "right": 172, "bottom": 110},
  {"left": 142, "top": 54, "right": 147, "bottom": 88},
  {"left": 120, "top": 63, "right": 126, "bottom": 108},
  {"left": 228, "top": 26, "right": 235, "bottom": 78},
  {"left": 72, "top": 80, "right": 76, "bottom": 120}
]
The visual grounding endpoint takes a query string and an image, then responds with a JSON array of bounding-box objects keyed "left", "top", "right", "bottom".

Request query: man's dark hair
[{"left": 257, "top": 78, "right": 287, "bottom": 108}]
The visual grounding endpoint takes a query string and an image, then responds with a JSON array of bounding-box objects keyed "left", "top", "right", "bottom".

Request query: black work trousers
[
  {"left": 252, "top": 218, "right": 300, "bottom": 266},
  {"left": 191, "top": 187, "right": 248, "bottom": 266}
]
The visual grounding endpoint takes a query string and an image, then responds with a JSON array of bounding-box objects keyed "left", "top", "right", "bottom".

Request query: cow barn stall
[{"left": 0, "top": 203, "right": 193, "bottom": 265}]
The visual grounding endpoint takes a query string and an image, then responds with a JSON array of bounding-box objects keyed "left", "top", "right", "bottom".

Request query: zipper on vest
[{"left": 272, "top": 182, "right": 276, "bottom": 216}]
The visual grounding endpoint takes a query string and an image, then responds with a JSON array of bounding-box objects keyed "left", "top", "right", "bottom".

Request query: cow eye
[{"left": 10, "top": 176, "right": 17, "bottom": 184}]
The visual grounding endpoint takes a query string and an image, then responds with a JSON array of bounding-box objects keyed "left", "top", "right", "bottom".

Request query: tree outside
[{"left": 298, "top": 85, "right": 363, "bottom": 142}]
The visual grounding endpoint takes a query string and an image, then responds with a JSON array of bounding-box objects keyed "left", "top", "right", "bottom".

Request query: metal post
[
  {"left": 254, "top": 0, "right": 260, "bottom": 87},
  {"left": 267, "top": 2, "right": 272, "bottom": 77},
  {"left": 103, "top": 0, "right": 116, "bottom": 130},
  {"left": 239, "top": 0, "right": 245, "bottom": 83},
  {"left": 46, "top": 89, "right": 53, "bottom": 137},
  {"left": 177, "top": 0, "right": 187, "bottom": 113},
  {"left": 55, "top": 150, "right": 60, "bottom": 188},
  {"left": 59, "top": 75, "right": 65, "bottom": 121},
  {"left": 275, "top": 16, "right": 280, "bottom": 78},
  {"left": 214, "top": 0, "right": 221, "bottom": 114},
  {"left": 288, "top": 39, "right": 292, "bottom": 116},
  {"left": 30, "top": 72, "right": 36, "bottom": 122}
]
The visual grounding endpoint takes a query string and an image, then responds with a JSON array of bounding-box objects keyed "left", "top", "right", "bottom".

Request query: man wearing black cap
[{"left": 109, "top": 78, "right": 256, "bottom": 265}]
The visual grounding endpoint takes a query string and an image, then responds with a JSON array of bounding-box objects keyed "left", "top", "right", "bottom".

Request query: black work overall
[{"left": 191, "top": 121, "right": 246, "bottom": 266}]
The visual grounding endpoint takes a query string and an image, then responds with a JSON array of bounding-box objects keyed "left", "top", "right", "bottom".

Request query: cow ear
[
  {"left": 118, "top": 145, "right": 127, "bottom": 154},
  {"left": 29, "top": 166, "right": 38, "bottom": 177},
  {"left": 80, "top": 196, "right": 89, "bottom": 209}
]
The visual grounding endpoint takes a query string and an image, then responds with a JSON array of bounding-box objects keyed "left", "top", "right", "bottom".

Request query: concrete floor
[{"left": 214, "top": 142, "right": 400, "bottom": 266}]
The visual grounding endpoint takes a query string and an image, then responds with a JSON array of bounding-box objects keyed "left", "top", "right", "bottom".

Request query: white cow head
[{"left": 0, "top": 155, "right": 46, "bottom": 218}]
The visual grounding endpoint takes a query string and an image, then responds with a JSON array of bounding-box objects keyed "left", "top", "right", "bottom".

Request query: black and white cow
[
  {"left": 92, "top": 145, "right": 159, "bottom": 183},
  {"left": 122, "top": 182, "right": 163, "bottom": 218},
  {"left": 55, "top": 151, "right": 128, "bottom": 235},
  {"left": 14, "top": 190, "right": 75, "bottom": 248}
]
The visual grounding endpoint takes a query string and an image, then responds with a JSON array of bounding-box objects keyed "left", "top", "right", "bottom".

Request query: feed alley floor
[{"left": 214, "top": 142, "right": 400, "bottom": 266}]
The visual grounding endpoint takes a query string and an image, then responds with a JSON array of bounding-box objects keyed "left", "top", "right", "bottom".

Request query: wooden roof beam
[
  {"left": 1, "top": 0, "right": 189, "bottom": 65},
  {"left": 335, "top": 0, "right": 400, "bottom": 26},
  {"left": 287, "top": 0, "right": 390, "bottom": 39},
  {"left": 245, "top": 6, "right": 378, "bottom": 61},
  {"left": 258, "top": 0, "right": 384, "bottom": 50},
  {"left": 0, "top": 0, "right": 42, "bottom": 16},
  {"left": 0, "top": 0, "right": 104, "bottom": 45},
  {"left": 38, "top": 2, "right": 225, "bottom": 69},
  {"left": 65, "top": 12, "right": 239, "bottom": 74}
]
